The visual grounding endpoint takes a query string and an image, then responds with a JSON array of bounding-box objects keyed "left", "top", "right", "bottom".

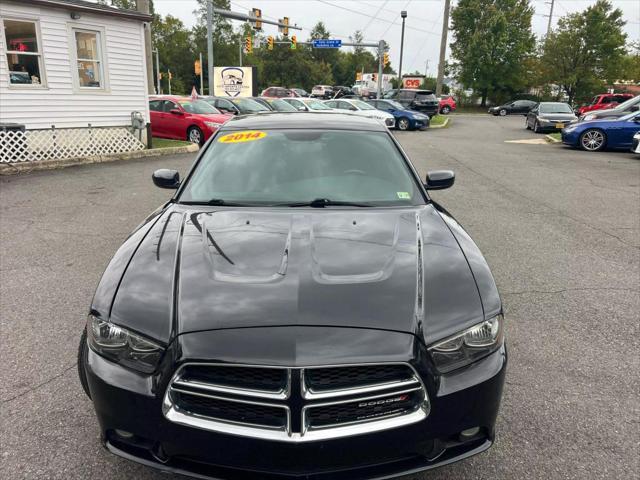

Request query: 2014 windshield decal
[{"left": 218, "top": 131, "right": 267, "bottom": 144}]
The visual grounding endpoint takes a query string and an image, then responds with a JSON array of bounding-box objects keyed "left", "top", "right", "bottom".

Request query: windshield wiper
[
  {"left": 275, "top": 198, "right": 374, "bottom": 208},
  {"left": 179, "top": 199, "right": 256, "bottom": 206}
]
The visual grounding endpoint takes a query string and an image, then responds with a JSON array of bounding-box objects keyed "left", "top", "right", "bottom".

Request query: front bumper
[
  {"left": 561, "top": 129, "right": 580, "bottom": 146},
  {"left": 85, "top": 331, "right": 506, "bottom": 480}
]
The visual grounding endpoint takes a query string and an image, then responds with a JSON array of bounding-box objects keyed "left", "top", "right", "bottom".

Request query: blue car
[
  {"left": 561, "top": 111, "right": 640, "bottom": 151},
  {"left": 366, "top": 99, "right": 430, "bottom": 130}
]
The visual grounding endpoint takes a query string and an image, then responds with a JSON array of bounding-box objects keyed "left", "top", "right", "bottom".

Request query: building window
[
  {"left": 73, "top": 29, "right": 103, "bottom": 88},
  {"left": 3, "top": 19, "right": 45, "bottom": 86}
]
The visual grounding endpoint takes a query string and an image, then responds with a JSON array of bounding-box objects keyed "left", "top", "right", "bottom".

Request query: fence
[{"left": 0, "top": 125, "right": 146, "bottom": 163}]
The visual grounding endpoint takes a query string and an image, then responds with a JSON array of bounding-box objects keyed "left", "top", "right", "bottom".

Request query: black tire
[
  {"left": 579, "top": 129, "right": 606, "bottom": 152},
  {"left": 499, "top": 109, "right": 507, "bottom": 116},
  {"left": 533, "top": 120, "right": 541, "bottom": 133},
  {"left": 525, "top": 117, "right": 530, "bottom": 130},
  {"left": 397, "top": 117, "right": 411, "bottom": 131},
  {"left": 440, "top": 106, "right": 451, "bottom": 115},
  {"left": 77, "top": 327, "right": 91, "bottom": 398},
  {"left": 187, "top": 126, "right": 204, "bottom": 146}
]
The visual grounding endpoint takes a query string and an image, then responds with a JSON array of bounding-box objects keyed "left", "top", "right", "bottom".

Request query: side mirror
[
  {"left": 633, "top": 116, "right": 640, "bottom": 123},
  {"left": 425, "top": 170, "right": 455, "bottom": 190},
  {"left": 169, "top": 109, "right": 183, "bottom": 115},
  {"left": 152, "top": 169, "right": 180, "bottom": 189},
  {"left": 629, "top": 105, "right": 639, "bottom": 112}
]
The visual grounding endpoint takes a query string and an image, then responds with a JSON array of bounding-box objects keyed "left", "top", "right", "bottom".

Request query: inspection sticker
[
  {"left": 218, "top": 131, "right": 267, "bottom": 143},
  {"left": 396, "top": 192, "right": 411, "bottom": 199}
]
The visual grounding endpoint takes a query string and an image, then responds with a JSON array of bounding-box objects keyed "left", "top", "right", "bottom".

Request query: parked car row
[{"left": 149, "top": 91, "right": 434, "bottom": 145}]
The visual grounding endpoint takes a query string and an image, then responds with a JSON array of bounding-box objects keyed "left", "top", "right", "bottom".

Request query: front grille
[
  {"left": 163, "top": 363, "right": 429, "bottom": 443},
  {"left": 306, "top": 390, "right": 422, "bottom": 428},
  {"left": 171, "top": 390, "right": 287, "bottom": 429},
  {"left": 304, "top": 364, "right": 415, "bottom": 392},
  {"left": 179, "top": 364, "right": 287, "bottom": 393}
]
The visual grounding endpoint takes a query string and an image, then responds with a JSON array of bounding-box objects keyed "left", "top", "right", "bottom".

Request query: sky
[{"left": 150, "top": 0, "right": 640, "bottom": 77}]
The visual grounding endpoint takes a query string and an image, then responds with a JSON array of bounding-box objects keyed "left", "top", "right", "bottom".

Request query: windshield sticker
[
  {"left": 396, "top": 192, "right": 411, "bottom": 199},
  {"left": 218, "top": 131, "right": 267, "bottom": 144}
]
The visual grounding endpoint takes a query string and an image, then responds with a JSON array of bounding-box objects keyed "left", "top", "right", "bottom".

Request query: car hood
[
  {"left": 582, "top": 108, "right": 626, "bottom": 120},
  {"left": 102, "top": 204, "right": 484, "bottom": 344},
  {"left": 198, "top": 113, "right": 233, "bottom": 123}
]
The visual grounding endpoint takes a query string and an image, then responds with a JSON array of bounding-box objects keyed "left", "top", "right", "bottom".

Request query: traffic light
[
  {"left": 383, "top": 53, "right": 389, "bottom": 67},
  {"left": 252, "top": 8, "right": 262, "bottom": 30},
  {"left": 282, "top": 17, "right": 289, "bottom": 36},
  {"left": 168, "top": 71, "right": 172, "bottom": 80},
  {"left": 290, "top": 35, "right": 297, "bottom": 50},
  {"left": 194, "top": 60, "right": 201, "bottom": 75},
  {"left": 267, "top": 36, "right": 274, "bottom": 51},
  {"left": 244, "top": 35, "right": 252, "bottom": 54}
]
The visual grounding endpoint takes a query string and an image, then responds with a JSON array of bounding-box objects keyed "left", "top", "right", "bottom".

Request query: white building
[{"left": 0, "top": 0, "right": 151, "bottom": 162}]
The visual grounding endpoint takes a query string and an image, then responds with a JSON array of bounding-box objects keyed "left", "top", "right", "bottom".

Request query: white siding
[{"left": 0, "top": 1, "right": 150, "bottom": 129}]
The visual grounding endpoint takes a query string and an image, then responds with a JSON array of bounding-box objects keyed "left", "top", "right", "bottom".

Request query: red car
[
  {"left": 148, "top": 95, "right": 231, "bottom": 145},
  {"left": 438, "top": 95, "right": 457, "bottom": 114},
  {"left": 261, "top": 87, "right": 297, "bottom": 98},
  {"left": 577, "top": 93, "right": 633, "bottom": 116}
]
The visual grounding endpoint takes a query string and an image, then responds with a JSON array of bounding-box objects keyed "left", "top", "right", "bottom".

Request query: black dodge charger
[{"left": 79, "top": 113, "right": 506, "bottom": 479}]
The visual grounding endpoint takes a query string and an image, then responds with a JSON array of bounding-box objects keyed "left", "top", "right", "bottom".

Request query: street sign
[{"left": 312, "top": 39, "right": 342, "bottom": 48}]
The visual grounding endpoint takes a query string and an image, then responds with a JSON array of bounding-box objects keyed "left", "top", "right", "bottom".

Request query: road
[{"left": 1, "top": 115, "right": 638, "bottom": 479}]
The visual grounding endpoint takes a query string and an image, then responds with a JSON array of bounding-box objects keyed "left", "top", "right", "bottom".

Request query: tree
[
  {"left": 450, "top": 0, "right": 535, "bottom": 106},
  {"left": 152, "top": 15, "right": 193, "bottom": 93},
  {"left": 539, "top": 0, "right": 627, "bottom": 105}
]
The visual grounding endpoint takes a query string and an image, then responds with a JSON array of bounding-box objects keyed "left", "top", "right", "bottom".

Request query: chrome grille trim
[{"left": 162, "top": 362, "right": 430, "bottom": 443}]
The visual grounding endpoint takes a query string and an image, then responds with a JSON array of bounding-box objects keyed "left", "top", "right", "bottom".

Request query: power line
[
  {"left": 361, "top": 0, "right": 390, "bottom": 34},
  {"left": 314, "top": 0, "right": 441, "bottom": 36}
]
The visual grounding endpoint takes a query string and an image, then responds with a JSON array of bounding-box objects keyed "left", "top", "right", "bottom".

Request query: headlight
[
  {"left": 428, "top": 315, "right": 504, "bottom": 373},
  {"left": 564, "top": 124, "right": 577, "bottom": 132},
  {"left": 583, "top": 114, "right": 595, "bottom": 121},
  {"left": 204, "top": 121, "right": 221, "bottom": 129},
  {"left": 87, "top": 315, "right": 164, "bottom": 373}
]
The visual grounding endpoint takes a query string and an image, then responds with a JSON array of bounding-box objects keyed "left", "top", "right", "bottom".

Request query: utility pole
[
  {"left": 168, "top": 70, "right": 172, "bottom": 95},
  {"left": 546, "top": 0, "right": 555, "bottom": 36},
  {"left": 436, "top": 0, "right": 451, "bottom": 97},
  {"left": 136, "top": 0, "right": 154, "bottom": 94},
  {"left": 425, "top": 60, "right": 429, "bottom": 77},
  {"left": 239, "top": 34, "right": 243, "bottom": 66},
  {"left": 206, "top": 0, "right": 214, "bottom": 95},
  {"left": 199, "top": 52, "right": 204, "bottom": 95},
  {"left": 398, "top": 11, "right": 407, "bottom": 85},
  {"left": 377, "top": 40, "right": 384, "bottom": 99},
  {"left": 153, "top": 48, "right": 160, "bottom": 94}
]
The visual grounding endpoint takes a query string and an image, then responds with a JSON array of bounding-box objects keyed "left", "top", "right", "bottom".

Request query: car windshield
[
  {"left": 386, "top": 100, "right": 405, "bottom": 110},
  {"left": 539, "top": 103, "right": 573, "bottom": 114},
  {"left": 614, "top": 96, "right": 639, "bottom": 111},
  {"left": 232, "top": 98, "right": 269, "bottom": 113},
  {"left": 266, "top": 99, "right": 298, "bottom": 112},
  {"left": 179, "top": 129, "right": 423, "bottom": 206},
  {"left": 304, "top": 100, "right": 332, "bottom": 110},
  {"left": 352, "top": 100, "right": 375, "bottom": 110},
  {"left": 180, "top": 100, "right": 219, "bottom": 114}
]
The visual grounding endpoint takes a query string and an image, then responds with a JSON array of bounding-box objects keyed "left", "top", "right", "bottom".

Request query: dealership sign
[{"left": 213, "top": 66, "right": 257, "bottom": 97}]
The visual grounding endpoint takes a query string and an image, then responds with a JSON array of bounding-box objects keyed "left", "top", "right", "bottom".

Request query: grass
[
  {"left": 430, "top": 114, "right": 449, "bottom": 127},
  {"left": 548, "top": 133, "right": 561, "bottom": 141},
  {"left": 151, "top": 137, "right": 192, "bottom": 149}
]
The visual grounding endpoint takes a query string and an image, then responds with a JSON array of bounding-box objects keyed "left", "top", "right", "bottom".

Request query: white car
[
  {"left": 632, "top": 131, "right": 640, "bottom": 154},
  {"left": 324, "top": 99, "right": 396, "bottom": 128},
  {"left": 311, "top": 85, "right": 333, "bottom": 98},
  {"left": 282, "top": 97, "right": 335, "bottom": 112}
]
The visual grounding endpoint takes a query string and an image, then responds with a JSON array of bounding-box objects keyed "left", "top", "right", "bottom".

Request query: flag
[{"left": 191, "top": 85, "right": 198, "bottom": 101}]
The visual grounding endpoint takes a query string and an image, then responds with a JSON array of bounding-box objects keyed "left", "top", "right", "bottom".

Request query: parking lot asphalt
[{"left": 1, "top": 115, "right": 638, "bottom": 480}]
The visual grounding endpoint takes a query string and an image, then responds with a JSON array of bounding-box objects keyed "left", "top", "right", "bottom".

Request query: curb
[
  {"left": 0, "top": 144, "right": 199, "bottom": 176},
  {"left": 545, "top": 134, "right": 561, "bottom": 144},
  {"left": 430, "top": 117, "right": 450, "bottom": 129}
]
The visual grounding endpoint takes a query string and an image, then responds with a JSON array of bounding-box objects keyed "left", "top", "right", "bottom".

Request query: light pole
[{"left": 398, "top": 10, "right": 407, "bottom": 88}]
